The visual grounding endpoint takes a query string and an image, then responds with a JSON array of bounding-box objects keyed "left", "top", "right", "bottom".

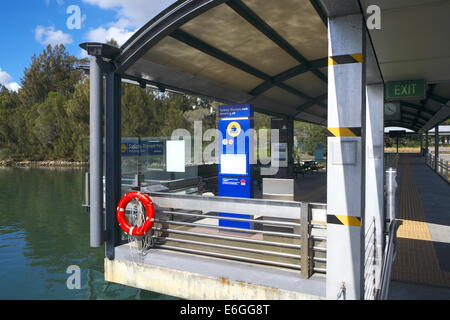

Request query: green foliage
[
  {"left": 0, "top": 45, "right": 87, "bottom": 161},
  {"left": 0, "top": 43, "right": 327, "bottom": 162},
  {"left": 294, "top": 121, "right": 327, "bottom": 160}
]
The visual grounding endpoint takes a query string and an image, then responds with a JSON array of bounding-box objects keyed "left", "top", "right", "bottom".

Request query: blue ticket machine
[{"left": 218, "top": 105, "right": 254, "bottom": 229}]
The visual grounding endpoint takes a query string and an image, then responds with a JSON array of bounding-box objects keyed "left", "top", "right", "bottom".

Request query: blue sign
[
  {"left": 218, "top": 105, "right": 254, "bottom": 229},
  {"left": 121, "top": 139, "right": 164, "bottom": 157},
  {"left": 219, "top": 104, "right": 253, "bottom": 119}
]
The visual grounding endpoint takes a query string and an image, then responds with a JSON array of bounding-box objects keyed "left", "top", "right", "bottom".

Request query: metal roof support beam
[
  {"left": 295, "top": 93, "right": 328, "bottom": 116},
  {"left": 401, "top": 117, "right": 426, "bottom": 128},
  {"left": 401, "top": 109, "right": 428, "bottom": 124},
  {"left": 116, "top": 0, "right": 228, "bottom": 74},
  {"left": 400, "top": 101, "right": 435, "bottom": 117},
  {"left": 310, "top": 0, "right": 328, "bottom": 26},
  {"left": 170, "top": 29, "right": 320, "bottom": 104},
  {"left": 227, "top": 0, "right": 327, "bottom": 83},
  {"left": 418, "top": 104, "right": 450, "bottom": 134},
  {"left": 412, "top": 84, "right": 436, "bottom": 128},
  {"left": 249, "top": 58, "right": 328, "bottom": 97},
  {"left": 430, "top": 94, "right": 449, "bottom": 105}
]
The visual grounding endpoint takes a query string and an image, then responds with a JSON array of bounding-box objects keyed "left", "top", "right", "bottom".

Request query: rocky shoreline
[{"left": 0, "top": 160, "right": 88, "bottom": 168}]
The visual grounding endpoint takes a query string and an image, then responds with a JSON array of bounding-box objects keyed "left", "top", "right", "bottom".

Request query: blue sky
[{"left": 0, "top": 0, "right": 176, "bottom": 91}]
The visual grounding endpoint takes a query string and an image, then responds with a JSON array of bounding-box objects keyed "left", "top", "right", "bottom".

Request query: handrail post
[
  {"left": 300, "top": 202, "right": 311, "bottom": 279},
  {"left": 446, "top": 161, "right": 449, "bottom": 181},
  {"left": 85, "top": 172, "right": 90, "bottom": 207}
]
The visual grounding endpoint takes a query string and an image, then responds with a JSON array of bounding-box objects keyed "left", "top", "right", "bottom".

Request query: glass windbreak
[
  {"left": 293, "top": 121, "right": 327, "bottom": 166},
  {"left": 121, "top": 136, "right": 199, "bottom": 183},
  {"left": 120, "top": 84, "right": 218, "bottom": 195}
]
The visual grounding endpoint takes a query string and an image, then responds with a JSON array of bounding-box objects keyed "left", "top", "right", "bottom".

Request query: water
[{"left": 0, "top": 168, "right": 172, "bottom": 300}]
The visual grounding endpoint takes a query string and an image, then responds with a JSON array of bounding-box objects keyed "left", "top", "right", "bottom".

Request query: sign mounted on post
[
  {"left": 218, "top": 104, "right": 254, "bottom": 229},
  {"left": 386, "top": 80, "right": 426, "bottom": 100}
]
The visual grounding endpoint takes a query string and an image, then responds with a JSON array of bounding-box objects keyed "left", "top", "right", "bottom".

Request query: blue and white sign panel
[
  {"left": 121, "top": 139, "right": 164, "bottom": 157},
  {"left": 218, "top": 105, "right": 254, "bottom": 229},
  {"left": 218, "top": 104, "right": 253, "bottom": 119}
]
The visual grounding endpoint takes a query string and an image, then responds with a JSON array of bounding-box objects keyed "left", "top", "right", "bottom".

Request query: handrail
[
  {"left": 379, "top": 220, "right": 399, "bottom": 300},
  {"left": 425, "top": 152, "right": 450, "bottom": 184},
  {"left": 140, "top": 192, "right": 328, "bottom": 278}
]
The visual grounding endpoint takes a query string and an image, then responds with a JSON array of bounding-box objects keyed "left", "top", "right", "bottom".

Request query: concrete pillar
[
  {"left": 365, "top": 84, "right": 384, "bottom": 292},
  {"left": 326, "top": 13, "right": 366, "bottom": 300},
  {"left": 89, "top": 56, "right": 104, "bottom": 248},
  {"left": 435, "top": 126, "right": 439, "bottom": 171}
]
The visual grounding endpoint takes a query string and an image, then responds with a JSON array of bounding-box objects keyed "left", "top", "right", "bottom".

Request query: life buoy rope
[{"left": 116, "top": 191, "right": 155, "bottom": 236}]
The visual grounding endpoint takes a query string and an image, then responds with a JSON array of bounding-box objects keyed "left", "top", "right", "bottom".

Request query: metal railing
[
  {"left": 425, "top": 153, "right": 450, "bottom": 183},
  {"left": 364, "top": 217, "right": 377, "bottom": 300},
  {"left": 142, "top": 192, "right": 327, "bottom": 278}
]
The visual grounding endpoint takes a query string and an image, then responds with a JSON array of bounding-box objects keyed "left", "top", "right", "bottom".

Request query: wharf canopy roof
[
  {"left": 114, "top": 0, "right": 329, "bottom": 125},
  {"left": 101, "top": 0, "right": 450, "bottom": 131}
]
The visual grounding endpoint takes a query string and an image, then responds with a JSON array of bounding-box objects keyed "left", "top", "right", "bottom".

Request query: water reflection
[{"left": 0, "top": 168, "right": 172, "bottom": 300}]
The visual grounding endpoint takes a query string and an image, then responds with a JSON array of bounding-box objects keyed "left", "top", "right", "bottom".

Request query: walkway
[{"left": 389, "top": 154, "right": 450, "bottom": 299}]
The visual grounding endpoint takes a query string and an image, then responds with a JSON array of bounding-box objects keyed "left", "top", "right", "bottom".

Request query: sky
[{"left": 0, "top": 0, "right": 177, "bottom": 92}]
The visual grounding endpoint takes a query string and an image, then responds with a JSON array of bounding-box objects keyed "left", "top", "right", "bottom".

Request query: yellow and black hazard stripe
[
  {"left": 327, "top": 127, "right": 361, "bottom": 137},
  {"left": 328, "top": 53, "right": 363, "bottom": 66},
  {"left": 327, "top": 215, "right": 361, "bottom": 227}
]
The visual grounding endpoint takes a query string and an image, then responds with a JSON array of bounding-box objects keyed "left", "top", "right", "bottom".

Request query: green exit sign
[{"left": 386, "top": 80, "right": 426, "bottom": 100}]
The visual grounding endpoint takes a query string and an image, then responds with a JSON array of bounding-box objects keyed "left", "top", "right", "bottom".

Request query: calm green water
[{"left": 0, "top": 168, "right": 170, "bottom": 300}]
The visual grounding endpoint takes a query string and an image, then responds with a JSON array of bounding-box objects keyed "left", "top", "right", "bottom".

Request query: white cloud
[
  {"left": 35, "top": 25, "right": 73, "bottom": 46},
  {"left": 82, "top": 0, "right": 176, "bottom": 46},
  {"left": 0, "top": 69, "right": 21, "bottom": 92},
  {"left": 82, "top": 0, "right": 176, "bottom": 28},
  {"left": 85, "top": 24, "right": 135, "bottom": 46}
]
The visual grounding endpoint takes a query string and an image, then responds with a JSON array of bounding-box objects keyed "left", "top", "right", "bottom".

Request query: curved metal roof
[
  {"left": 113, "top": 0, "right": 329, "bottom": 125},
  {"left": 91, "top": 0, "right": 450, "bottom": 131}
]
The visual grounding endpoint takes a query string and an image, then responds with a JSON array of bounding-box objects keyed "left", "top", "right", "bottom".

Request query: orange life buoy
[{"left": 116, "top": 191, "right": 155, "bottom": 236}]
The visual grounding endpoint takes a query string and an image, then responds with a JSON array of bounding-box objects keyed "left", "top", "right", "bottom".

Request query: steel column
[
  {"left": 435, "top": 126, "right": 439, "bottom": 171},
  {"left": 89, "top": 56, "right": 104, "bottom": 248},
  {"left": 420, "top": 134, "right": 423, "bottom": 155},
  {"left": 326, "top": 13, "right": 366, "bottom": 300},
  {"left": 365, "top": 84, "right": 384, "bottom": 293},
  {"left": 105, "top": 72, "right": 122, "bottom": 260},
  {"left": 300, "top": 202, "right": 311, "bottom": 279},
  {"left": 287, "top": 116, "right": 295, "bottom": 176},
  {"left": 425, "top": 131, "right": 429, "bottom": 154}
]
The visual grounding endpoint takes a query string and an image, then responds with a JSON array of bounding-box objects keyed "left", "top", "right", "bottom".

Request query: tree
[
  {"left": 294, "top": 121, "right": 327, "bottom": 159},
  {"left": 0, "top": 86, "right": 20, "bottom": 158},
  {"left": 20, "top": 44, "right": 85, "bottom": 106}
]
